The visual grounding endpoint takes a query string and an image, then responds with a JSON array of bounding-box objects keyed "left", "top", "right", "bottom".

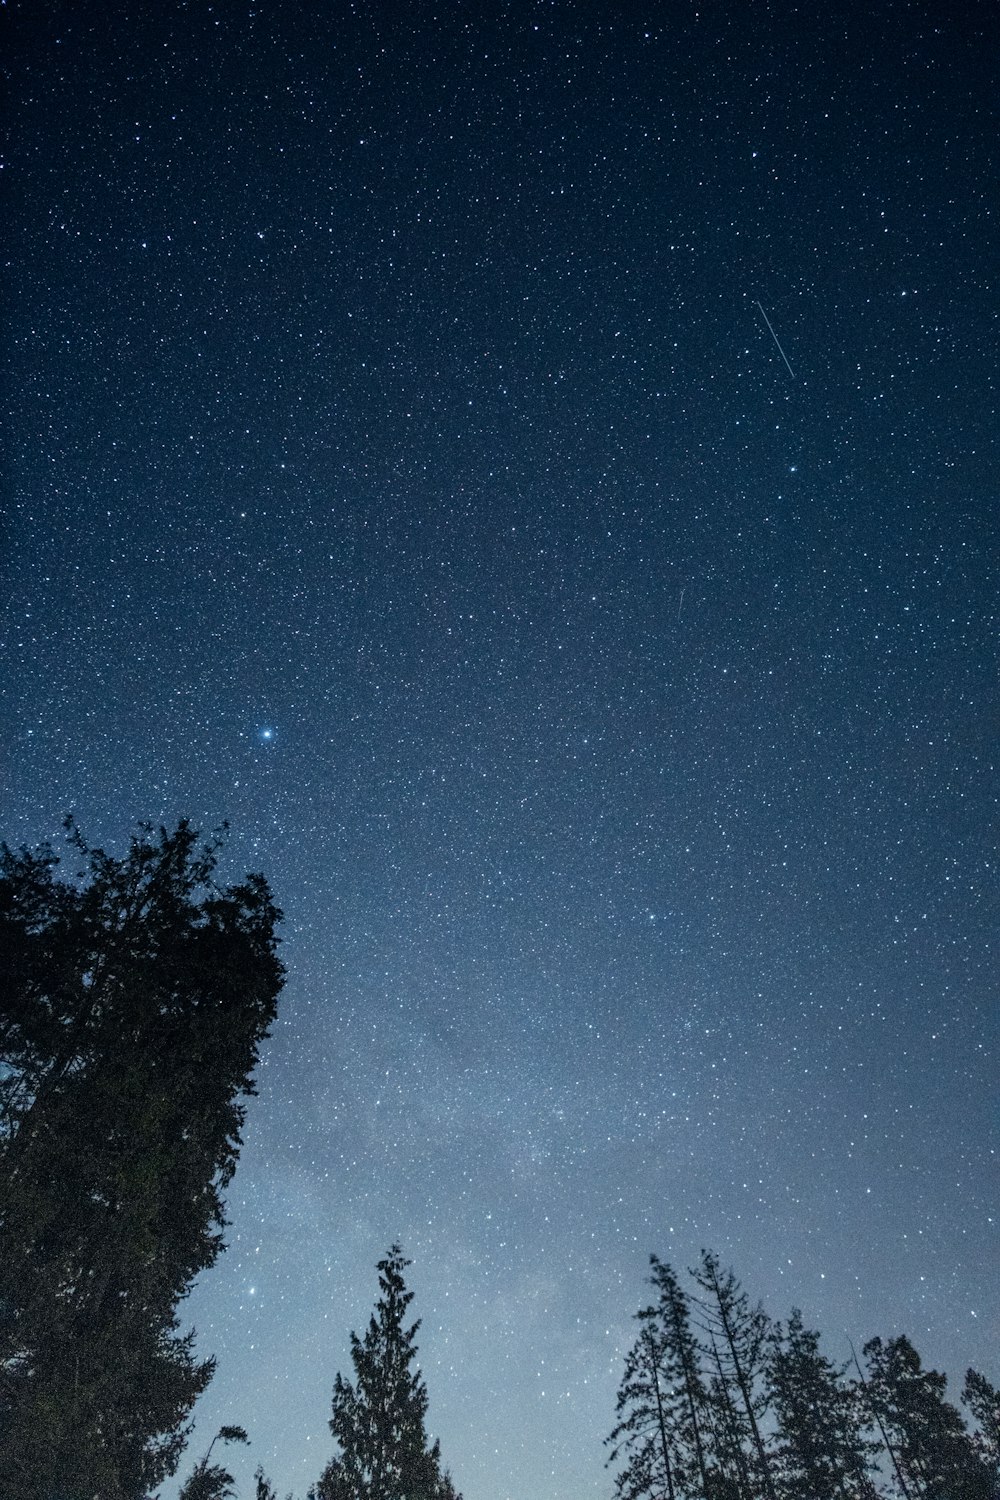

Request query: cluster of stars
[{"left": 4, "top": 4, "right": 996, "bottom": 1499}]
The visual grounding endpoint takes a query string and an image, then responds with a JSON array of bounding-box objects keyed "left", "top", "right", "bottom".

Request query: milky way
[{"left": 3, "top": 5, "right": 997, "bottom": 1497}]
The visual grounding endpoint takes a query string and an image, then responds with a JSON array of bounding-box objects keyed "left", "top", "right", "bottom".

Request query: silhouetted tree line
[
  {"left": 173, "top": 1246, "right": 460, "bottom": 1500},
  {"left": 0, "top": 825, "right": 459, "bottom": 1500},
  {"left": 1, "top": 823, "right": 995, "bottom": 1499},
  {"left": 608, "top": 1252, "right": 1000, "bottom": 1500}
]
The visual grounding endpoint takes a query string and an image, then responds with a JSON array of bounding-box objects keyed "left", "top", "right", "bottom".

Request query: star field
[{"left": 2, "top": 3, "right": 997, "bottom": 1497}]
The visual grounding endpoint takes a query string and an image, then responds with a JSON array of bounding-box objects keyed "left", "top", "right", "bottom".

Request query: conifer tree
[
  {"left": 962, "top": 1370, "right": 1000, "bottom": 1486},
  {"left": 767, "top": 1310, "right": 878, "bottom": 1500},
  {"left": 608, "top": 1255, "right": 722, "bottom": 1500},
  {"left": 863, "top": 1336, "right": 995, "bottom": 1499},
  {"left": 607, "top": 1315, "right": 683, "bottom": 1500},
  {"left": 703, "top": 1341, "right": 758, "bottom": 1499},
  {"left": 313, "top": 1246, "right": 460, "bottom": 1500},
  {"left": 177, "top": 1426, "right": 250, "bottom": 1500},
  {"left": 253, "top": 1466, "right": 296, "bottom": 1500},
  {"left": 0, "top": 821, "right": 284, "bottom": 1500},
  {"left": 649, "top": 1256, "right": 713, "bottom": 1498},
  {"left": 691, "top": 1252, "right": 777, "bottom": 1500}
]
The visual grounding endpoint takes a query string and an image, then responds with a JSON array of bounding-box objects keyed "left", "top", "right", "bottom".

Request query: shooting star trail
[
  {"left": 755, "top": 300, "right": 796, "bottom": 379},
  {"left": 677, "top": 587, "right": 685, "bottom": 623}
]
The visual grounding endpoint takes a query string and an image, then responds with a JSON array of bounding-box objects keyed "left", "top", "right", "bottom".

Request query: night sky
[{"left": 3, "top": 2, "right": 998, "bottom": 1497}]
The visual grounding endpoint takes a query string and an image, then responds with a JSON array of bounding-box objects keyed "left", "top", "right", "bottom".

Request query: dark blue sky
[{"left": 3, "top": 3, "right": 997, "bottom": 1496}]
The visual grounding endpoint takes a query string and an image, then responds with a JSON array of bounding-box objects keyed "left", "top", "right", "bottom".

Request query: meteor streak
[{"left": 755, "top": 299, "right": 796, "bottom": 378}]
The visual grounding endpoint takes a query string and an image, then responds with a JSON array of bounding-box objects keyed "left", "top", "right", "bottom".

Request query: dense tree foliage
[
  {"left": 767, "top": 1309, "right": 877, "bottom": 1499},
  {"left": 177, "top": 1426, "right": 250, "bottom": 1500},
  {"left": 610, "top": 1254, "right": 998, "bottom": 1500},
  {"left": 0, "top": 821, "right": 284, "bottom": 1500},
  {"left": 606, "top": 1256, "right": 712, "bottom": 1500},
  {"left": 311, "top": 1245, "right": 460, "bottom": 1500},
  {"left": 2, "top": 824, "right": 995, "bottom": 1500},
  {"left": 862, "top": 1335, "right": 997, "bottom": 1499},
  {"left": 964, "top": 1371, "right": 1000, "bottom": 1479}
]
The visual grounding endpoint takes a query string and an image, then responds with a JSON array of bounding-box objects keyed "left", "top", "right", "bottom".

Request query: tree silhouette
[
  {"left": 0, "top": 820, "right": 284, "bottom": 1499},
  {"left": 312, "top": 1245, "right": 460, "bottom": 1500},
  {"left": 962, "top": 1370, "right": 1000, "bottom": 1489},
  {"left": 767, "top": 1310, "right": 878, "bottom": 1500},
  {"left": 691, "top": 1251, "right": 777, "bottom": 1500},
  {"left": 607, "top": 1316, "right": 683, "bottom": 1500},
  {"left": 863, "top": 1336, "right": 995, "bottom": 1500},
  {"left": 610, "top": 1253, "right": 999, "bottom": 1500},
  {"left": 607, "top": 1255, "right": 715, "bottom": 1500},
  {"left": 177, "top": 1425, "right": 250, "bottom": 1500}
]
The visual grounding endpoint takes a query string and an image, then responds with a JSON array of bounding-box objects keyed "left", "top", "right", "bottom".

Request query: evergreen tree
[
  {"left": 177, "top": 1426, "right": 250, "bottom": 1500},
  {"left": 963, "top": 1371, "right": 1000, "bottom": 1487},
  {"left": 607, "top": 1254, "right": 722, "bottom": 1500},
  {"left": 606, "top": 1315, "right": 684, "bottom": 1500},
  {"left": 650, "top": 1256, "right": 713, "bottom": 1498},
  {"left": 767, "top": 1310, "right": 878, "bottom": 1500},
  {"left": 313, "top": 1246, "right": 460, "bottom": 1500},
  {"left": 691, "top": 1252, "right": 777, "bottom": 1500},
  {"left": 0, "top": 820, "right": 284, "bottom": 1499},
  {"left": 863, "top": 1336, "right": 995, "bottom": 1499},
  {"left": 254, "top": 1469, "right": 299, "bottom": 1500},
  {"left": 703, "top": 1341, "right": 758, "bottom": 1499}
]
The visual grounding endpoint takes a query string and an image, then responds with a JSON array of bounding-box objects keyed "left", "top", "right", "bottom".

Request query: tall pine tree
[
  {"left": 963, "top": 1370, "right": 1000, "bottom": 1490},
  {"left": 863, "top": 1336, "right": 995, "bottom": 1500},
  {"left": 312, "top": 1246, "right": 460, "bottom": 1500},
  {"left": 607, "top": 1255, "right": 720, "bottom": 1500},
  {"left": 607, "top": 1313, "right": 684, "bottom": 1500},
  {"left": 650, "top": 1256, "right": 714, "bottom": 1498},
  {"left": 767, "top": 1310, "right": 878, "bottom": 1500},
  {"left": 691, "top": 1252, "right": 777, "bottom": 1500},
  {"left": 0, "top": 820, "right": 284, "bottom": 1499}
]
